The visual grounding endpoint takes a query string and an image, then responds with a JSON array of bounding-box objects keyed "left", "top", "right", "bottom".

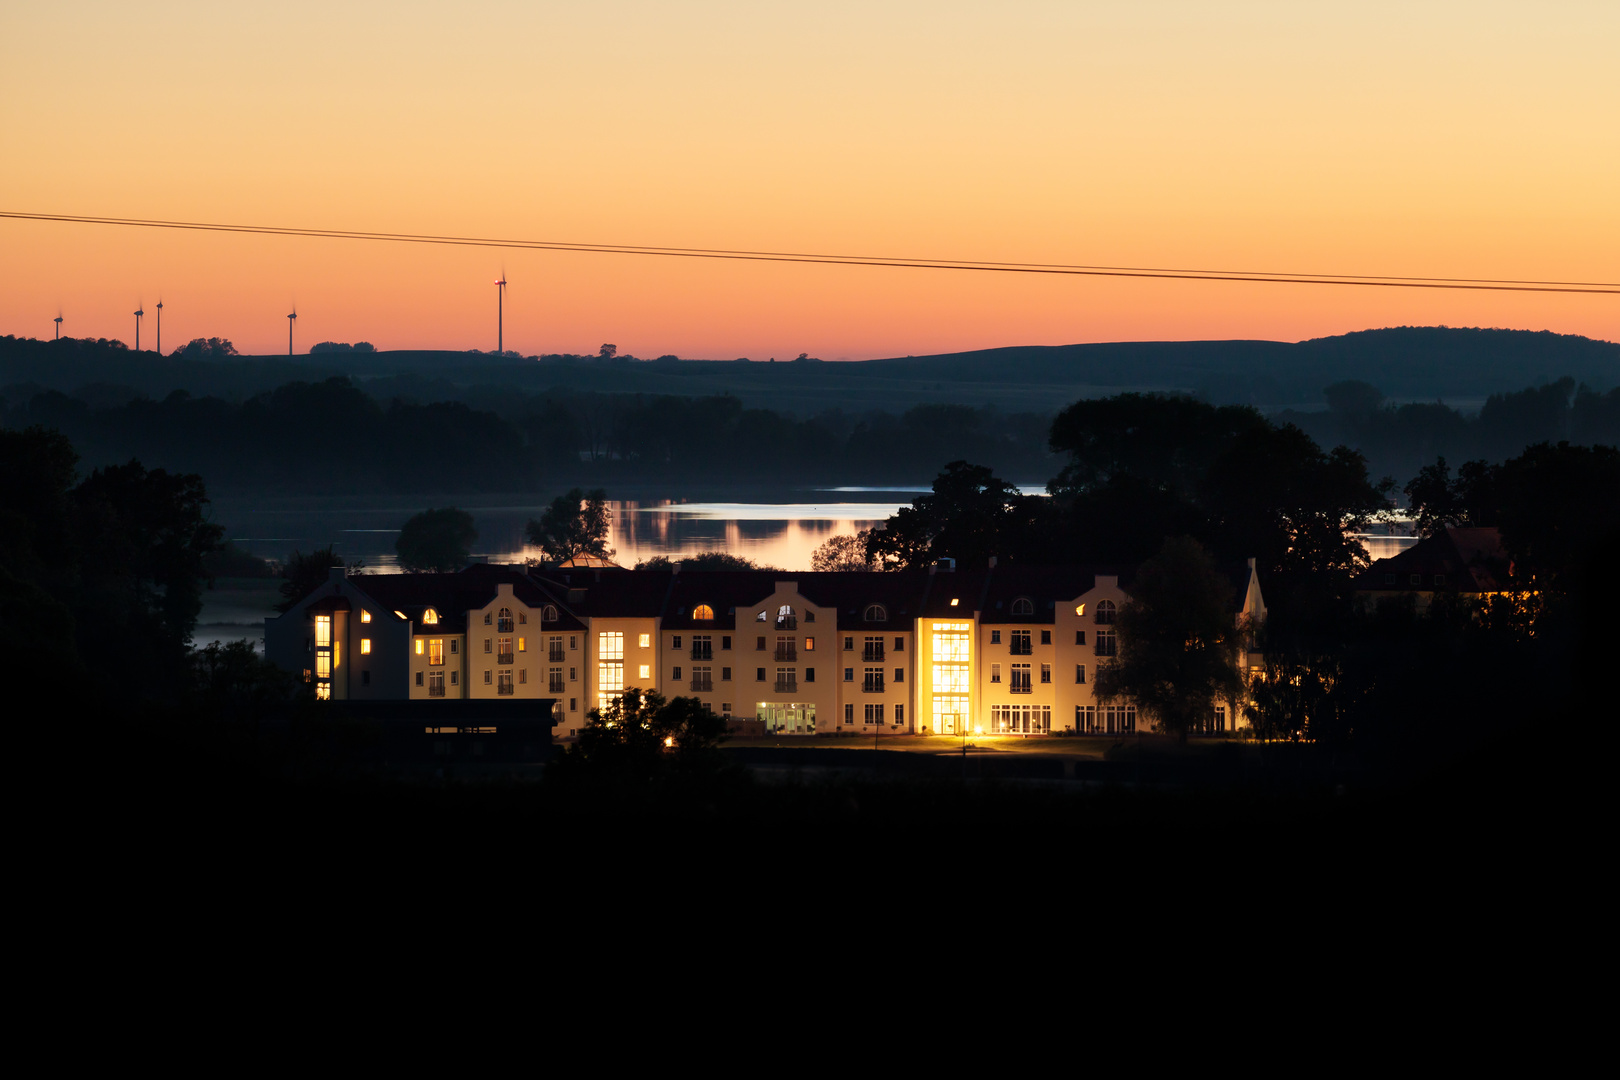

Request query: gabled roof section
[
  {"left": 346, "top": 564, "right": 553, "bottom": 633},
  {"left": 1352, "top": 526, "right": 1509, "bottom": 592},
  {"left": 659, "top": 571, "right": 781, "bottom": 628},
  {"left": 530, "top": 568, "right": 675, "bottom": 620}
]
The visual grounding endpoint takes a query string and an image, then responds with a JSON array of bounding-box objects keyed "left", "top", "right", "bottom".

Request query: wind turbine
[
  {"left": 287, "top": 306, "right": 297, "bottom": 357},
  {"left": 54, "top": 312, "right": 63, "bottom": 340},
  {"left": 155, "top": 300, "right": 163, "bottom": 357},
  {"left": 495, "top": 273, "right": 507, "bottom": 354},
  {"left": 134, "top": 304, "right": 144, "bottom": 352}
]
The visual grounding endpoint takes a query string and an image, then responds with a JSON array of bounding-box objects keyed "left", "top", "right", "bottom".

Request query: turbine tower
[
  {"left": 287, "top": 307, "right": 297, "bottom": 357},
  {"left": 134, "top": 305, "right": 144, "bottom": 352},
  {"left": 495, "top": 274, "right": 508, "bottom": 354},
  {"left": 155, "top": 300, "right": 163, "bottom": 357},
  {"left": 54, "top": 313, "right": 63, "bottom": 340}
]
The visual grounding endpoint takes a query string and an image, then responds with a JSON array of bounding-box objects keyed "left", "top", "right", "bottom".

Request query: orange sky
[{"left": 3, "top": 1, "right": 1616, "bottom": 357}]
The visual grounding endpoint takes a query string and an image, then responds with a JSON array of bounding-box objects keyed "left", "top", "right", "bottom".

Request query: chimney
[{"left": 328, "top": 565, "right": 346, "bottom": 583}]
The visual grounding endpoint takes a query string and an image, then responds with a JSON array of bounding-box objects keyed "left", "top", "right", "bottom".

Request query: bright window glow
[
  {"left": 599, "top": 661, "right": 624, "bottom": 693},
  {"left": 314, "top": 615, "right": 331, "bottom": 647},
  {"left": 599, "top": 631, "right": 624, "bottom": 660},
  {"left": 361, "top": 610, "right": 372, "bottom": 624},
  {"left": 518, "top": 637, "right": 526, "bottom": 653},
  {"left": 422, "top": 608, "right": 439, "bottom": 625},
  {"left": 315, "top": 653, "right": 331, "bottom": 679},
  {"left": 693, "top": 604, "right": 715, "bottom": 621},
  {"left": 1075, "top": 604, "right": 1085, "bottom": 616},
  {"left": 395, "top": 610, "right": 407, "bottom": 620},
  {"left": 415, "top": 640, "right": 424, "bottom": 655},
  {"left": 639, "top": 633, "right": 651, "bottom": 648},
  {"left": 360, "top": 638, "right": 372, "bottom": 655},
  {"left": 428, "top": 639, "right": 444, "bottom": 666},
  {"left": 639, "top": 664, "right": 651, "bottom": 679},
  {"left": 950, "top": 598, "right": 959, "bottom": 607}
]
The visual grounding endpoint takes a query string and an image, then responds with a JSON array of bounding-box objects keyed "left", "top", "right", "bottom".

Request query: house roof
[
  {"left": 345, "top": 564, "right": 553, "bottom": 633},
  {"left": 1351, "top": 526, "right": 1508, "bottom": 592}
]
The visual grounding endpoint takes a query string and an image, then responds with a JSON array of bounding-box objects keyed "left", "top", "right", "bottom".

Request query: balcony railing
[
  {"left": 497, "top": 652, "right": 514, "bottom": 665},
  {"left": 774, "top": 679, "right": 797, "bottom": 693},
  {"left": 1010, "top": 684, "right": 1032, "bottom": 694},
  {"left": 690, "top": 646, "right": 713, "bottom": 661},
  {"left": 689, "top": 678, "right": 713, "bottom": 692},
  {"left": 861, "top": 647, "right": 885, "bottom": 663},
  {"left": 776, "top": 617, "right": 797, "bottom": 630},
  {"left": 548, "top": 680, "right": 565, "bottom": 693},
  {"left": 498, "top": 683, "right": 514, "bottom": 696},
  {"left": 774, "top": 647, "right": 797, "bottom": 662},
  {"left": 862, "top": 678, "right": 885, "bottom": 694},
  {"left": 429, "top": 685, "right": 445, "bottom": 698},
  {"left": 1009, "top": 642, "right": 1033, "bottom": 656},
  {"left": 548, "top": 647, "right": 565, "bottom": 663}
]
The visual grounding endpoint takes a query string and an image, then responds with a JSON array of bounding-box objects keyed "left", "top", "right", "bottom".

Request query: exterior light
[
  {"left": 974, "top": 725, "right": 983, "bottom": 735},
  {"left": 664, "top": 736, "right": 674, "bottom": 748}
]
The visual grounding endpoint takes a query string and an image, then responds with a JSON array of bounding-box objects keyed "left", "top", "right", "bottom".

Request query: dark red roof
[{"left": 1352, "top": 527, "right": 1509, "bottom": 592}]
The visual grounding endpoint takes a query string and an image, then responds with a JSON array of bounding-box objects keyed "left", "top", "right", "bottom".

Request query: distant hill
[{"left": 3, "top": 326, "right": 1614, "bottom": 415}]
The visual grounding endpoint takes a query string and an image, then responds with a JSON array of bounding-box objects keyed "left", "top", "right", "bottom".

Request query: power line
[{"left": 4, "top": 209, "right": 1617, "bottom": 295}]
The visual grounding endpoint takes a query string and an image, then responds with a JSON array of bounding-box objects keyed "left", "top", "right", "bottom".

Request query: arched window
[
  {"left": 541, "top": 604, "right": 559, "bottom": 623},
  {"left": 863, "top": 604, "right": 887, "bottom": 622},
  {"left": 497, "top": 607, "right": 514, "bottom": 633},
  {"left": 775, "top": 605, "right": 797, "bottom": 630},
  {"left": 1011, "top": 597, "right": 1034, "bottom": 616},
  {"left": 422, "top": 608, "right": 439, "bottom": 625},
  {"left": 1096, "top": 599, "right": 1116, "bottom": 625},
  {"left": 692, "top": 604, "right": 715, "bottom": 621}
]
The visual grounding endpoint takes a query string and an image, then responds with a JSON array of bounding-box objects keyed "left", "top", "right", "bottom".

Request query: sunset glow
[{"left": 3, "top": 1, "right": 1615, "bottom": 355}]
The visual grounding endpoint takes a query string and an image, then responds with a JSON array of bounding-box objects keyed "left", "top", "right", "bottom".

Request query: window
[
  {"left": 1104, "top": 704, "right": 1136, "bottom": 733},
  {"left": 1096, "top": 630, "right": 1117, "bottom": 657},
  {"left": 599, "top": 634, "right": 624, "bottom": 696},
  {"left": 844, "top": 668, "right": 854, "bottom": 682},
  {"left": 895, "top": 637, "right": 904, "bottom": 652},
  {"left": 756, "top": 636, "right": 766, "bottom": 651},
  {"left": 691, "top": 667, "right": 713, "bottom": 692},
  {"left": 599, "top": 658, "right": 624, "bottom": 694},
  {"left": 428, "top": 671, "right": 445, "bottom": 697},
  {"left": 775, "top": 668, "right": 797, "bottom": 692},
  {"left": 1434, "top": 574, "right": 1446, "bottom": 586},
  {"left": 422, "top": 608, "right": 439, "bottom": 625},
  {"left": 672, "top": 635, "right": 683, "bottom": 650},
  {"left": 569, "top": 635, "right": 577, "bottom": 650},
  {"left": 756, "top": 668, "right": 766, "bottom": 682},
  {"left": 775, "top": 636, "right": 796, "bottom": 661},
  {"left": 428, "top": 639, "right": 445, "bottom": 666},
  {"left": 484, "top": 612, "right": 492, "bottom": 625},
  {"left": 639, "top": 633, "right": 651, "bottom": 648},
  {"left": 1076, "top": 705, "right": 1097, "bottom": 733},
  {"left": 693, "top": 604, "right": 715, "bottom": 621},
  {"left": 450, "top": 639, "right": 459, "bottom": 654},
  {"left": 865, "top": 703, "right": 882, "bottom": 722},
  {"left": 569, "top": 667, "right": 577, "bottom": 681},
  {"left": 483, "top": 670, "right": 492, "bottom": 684},
  {"left": 721, "top": 636, "right": 731, "bottom": 650},
  {"left": 864, "top": 604, "right": 887, "bottom": 622},
  {"left": 845, "top": 704, "right": 854, "bottom": 724},
  {"left": 361, "top": 610, "right": 371, "bottom": 624},
  {"left": 1076, "top": 664, "right": 1087, "bottom": 684},
  {"left": 673, "top": 666, "right": 683, "bottom": 681},
  {"left": 805, "top": 667, "right": 815, "bottom": 682},
  {"left": 991, "top": 663, "right": 1002, "bottom": 683},
  {"left": 1040, "top": 663, "right": 1051, "bottom": 684},
  {"left": 549, "top": 668, "right": 564, "bottom": 693},
  {"left": 805, "top": 611, "right": 815, "bottom": 623},
  {"left": 415, "top": 639, "right": 424, "bottom": 656},
  {"left": 570, "top": 698, "right": 577, "bottom": 712},
  {"left": 638, "top": 664, "right": 651, "bottom": 679},
  {"left": 862, "top": 636, "right": 884, "bottom": 662},
  {"left": 991, "top": 630, "right": 1001, "bottom": 644},
  {"left": 542, "top": 605, "right": 559, "bottom": 622},
  {"left": 416, "top": 671, "right": 424, "bottom": 687},
  {"left": 1410, "top": 574, "right": 1422, "bottom": 585},
  {"left": 895, "top": 704, "right": 905, "bottom": 725},
  {"left": 498, "top": 671, "right": 514, "bottom": 696},
  {"left": 361, "top": 670, "right": 370, "bottom": 686},
  {"left": 863, "top": 667, "right": 883, "bottom": 693},
  {"left": 1010, "top": 630, "right": 1032, "bottom": 655},
  {"left": 720, "top": 704, "right": 732, "bottom": 715},
  {"left": 599, "top": 632, "right": 624, "bottom": 659},
  {"left": 1385, "top": 573, "right": 1397, "bottom": 585},
  {"left": 484, "top": 638, "right": 492, "bottom": 654},
  {"left": 691, "top": 635, "right": 713, "bottom": 660},
  {"left": 1075, "top": 630, "right": 1086, "bottom": 645},
  {"left": 549, "top": 636, "right": 565, "bottom": 662},
  {"left": 721, "top": 667, "right": 732, "bottom": 682},
  {"left": 1041, "top": 630, "right": 1051, "bottom": 645},
  {"left": 1011, "top": 597, "right": 1034, "bottom": 615},
  {"left": 497, "top": 637, "right": 513, "bottom": 664},
  {"left": 992, "top": 704, "right": 1050, "bottom": 734},
  {"left": 1011, "top": 663, "right": 1032, "bottom": 693},
  {"left": 519, "top": 611, "right": 527, "bottom": 624},
  {"left": 804, "top": 636, "right": 815, "bottom": 652},
  {"left": 517, "top": 637, "right": 526, "bottom": 653},
  {"left": 497, "top": 608, "right": 514, "bottom": 633},
  {"left": 1095, "top": 600, "right": 1116, "bottom": 625},
  {"left": 894, "top": 668, "right": 904, "bottom": 683},
  {"left": 360, "top": 638, "right": 372, "bottom": 655}
]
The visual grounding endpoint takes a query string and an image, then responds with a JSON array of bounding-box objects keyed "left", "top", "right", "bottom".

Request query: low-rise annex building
[{"left": 265, "top": 558, "right": 1267, "bottom": 736}]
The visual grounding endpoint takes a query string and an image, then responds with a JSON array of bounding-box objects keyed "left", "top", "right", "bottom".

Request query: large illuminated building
[{"left": 266, "top": 559, "right": 1267, "bottom": 736}]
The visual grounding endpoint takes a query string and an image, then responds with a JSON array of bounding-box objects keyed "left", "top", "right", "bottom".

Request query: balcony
[
  {"left": 548, "top": 647, "right": 565, "bottom": 663},
  {"left": 689, "top": 678, "right": 714, "bottom": 693},
  {"left": 776, "top": 617, "right": 797, "bottom": 630},
  {"left": 774, "top": 646, "right": 797, "bottom": 662},
  {"left": 862, "top": 677, "right": 885, "bottom": 694},
  {"left": 861, "top": 647, "right": 885, "bottom": 663},
  {"left": 690, "top": 646, "right": 713, "bottom": 661},
  {"left": 428, "top": 685, "right": 446, "bottom": 698},
  {"left": 1009, "top": 643, "right": 1033, "bottom": 656},
  {"left": 1010, "top": 684, "right": 1032, "bottom": 695},
  {"left": 498, "top": 684, "right": 514, "bottom": 696},
  {"left": 548, "top": 680, "right": 565, "bottom": 694},
  {"left": 773, "top": 679, "right": 798, "bottom": 694},
  {"left": 497, "top": 652, "right": 514, "bottom": 665}
]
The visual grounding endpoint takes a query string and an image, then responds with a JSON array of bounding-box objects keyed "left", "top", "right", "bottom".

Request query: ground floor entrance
[
  {"left": 758, "top": 702, "right": 817, "bottom": 734},
  {"left": 991, "top": 704, "right": 1050, "bottom": 734}
]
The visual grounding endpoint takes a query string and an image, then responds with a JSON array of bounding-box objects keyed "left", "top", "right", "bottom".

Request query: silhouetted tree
[
  {"left": 169, "top": 337, "right": 238, "bottom": 360},
  {"left": 1093, "top": 537, "right": 1246, "bottom": 741},
  {"left": 396, "top": 507, "right": 477, "bottom": 572},
  {"left": 278, "top": 546, "right": 362, "bottom": 612},
  {"left": 550, "top": 688, "right": 729, "bottom": 786},
  {"left": 812, "top": 531, "right": 881, "bottom": 572},
  {"left": 866, "top": 461, "right": 1037, "bottom": 570},
  {"left": 526, "top": 488, "right": 613, "bottom": 565}
]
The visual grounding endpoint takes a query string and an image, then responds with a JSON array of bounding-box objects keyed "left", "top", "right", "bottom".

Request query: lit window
[
  {"left": 804, "top": 637, "right": 815, "bottom": 651},
  {"left": 1075, "top": 604, "right": 1085, "bottom": 617},
  {"left": 950, "top": 598, "right": 959, "bottom": 607},
  {"left": 360, "top": 639, "right": 372, "bottom": 655},
  {"left": 498, "top": 608, "right": 514, "bottom": 633},
  {"left": 422, "top": 608, "right": 439, "bottom": 625},
  {"left": 639, "top": 665, "right": 651, "bottom": 679},
  {"left": 361, "top": 610, "right": 372, "bottom": 624},
  {"left": 599, "top": 631, "right": 624, "bottom": 659},
  {"left": 518, "top": 637, "right": 526, "bottom": 653},
  {"left": 639, "top": 633, "right": 651, "bottom": 648},
  {"left": 395, "top": 610, "right": 407, "bottom": 620},
  {"left": 693, "top": 604, "right": 715, "bottom": 621},
  {"left": 314, "top": 615, "right": 331, "bottom": 648},
  {"left": 428, "top": 639, "right": 444, "bottom": 666},
  {"left": 415, "top": 640, "right": 424, "bottom": 655}
]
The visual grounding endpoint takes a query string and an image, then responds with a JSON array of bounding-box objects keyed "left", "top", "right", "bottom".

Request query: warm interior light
[
  {"left": 950, "top": 599, "right": 959, "bottom": 606},
  {"left": 415, "top": 640, "right": 424, "bottom": 655},
  {"left": 395, "top": 610, "right": 407, "bottom": 620},
  {"left": 360, "top": 638, "right": 371, "bottom": 654},
  {"left": 361, "top": 610, "right": 372, "bottom": 623},
  {"left": 422, "top": 608, "right": 438, "bottom": 625},
  {"left": 1076, "top": 604, "right": 1085, "bottom": 616},
  {"left": 664, "top": 735, "right": 674, "bottom": 748}
]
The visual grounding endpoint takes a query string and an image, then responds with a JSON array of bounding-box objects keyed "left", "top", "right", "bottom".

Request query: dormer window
[
  {"left": 542, "top": 605, "right": 559, "bottom": 623},
  {"left": 863, "top": 604, "right": 887, "bottom": 622},
  {"left": 361, "top": 610, "right": 372, "bottom": 624},
  {"left": 1011, "top": 597, "right": 1034, "bottom": 616},
  {"left": 693, "top": 604, "right": 715, "bottom": 621},
  {"left": 1095, "top": 600, "right": 1116, "bottom": 625},
  {"left": 422, "top": 608, "right": 439, "bottom": 625}
]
